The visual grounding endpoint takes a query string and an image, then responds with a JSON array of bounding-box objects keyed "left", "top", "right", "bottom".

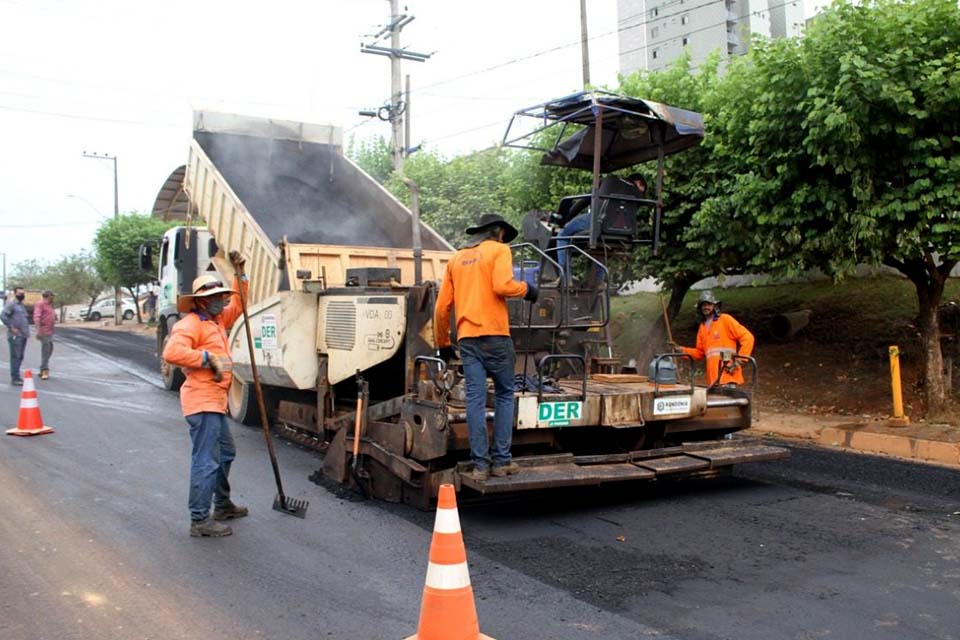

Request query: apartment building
[{"left": 618, "top": 0, "right": 805, "bottom": 75}]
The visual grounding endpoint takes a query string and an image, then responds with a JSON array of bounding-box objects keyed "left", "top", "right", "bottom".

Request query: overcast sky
[
  {"left": 0, "top": 0, "right": 624, "bottom": 274},
  {"left": 0, "top": 0, "right": 819, "bottom": 277}
]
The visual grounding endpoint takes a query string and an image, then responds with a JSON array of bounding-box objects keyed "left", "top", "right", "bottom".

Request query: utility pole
[
  {"left": 580, "top": 0, "right": 591, "bottom": 88},
  {"left": 82, "top": 151, "right": 122, "bottom": 325},
  {"left": 360, "top": 0, "right": 431, "bottom": 174}
]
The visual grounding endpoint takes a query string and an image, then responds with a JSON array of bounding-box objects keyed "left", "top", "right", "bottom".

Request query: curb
[
  {"left": 818, "top": 424, "right": 960, "bottom": 467},
  {"left": 747, "top": 413, "right": 960, "bottom": 469}
]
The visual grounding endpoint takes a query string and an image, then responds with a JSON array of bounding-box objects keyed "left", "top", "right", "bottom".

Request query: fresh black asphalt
[{"left": 0, "top": 326, "right": 956, "bottom": 639}]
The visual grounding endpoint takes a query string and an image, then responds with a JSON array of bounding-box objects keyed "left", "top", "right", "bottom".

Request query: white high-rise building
[{"left": 618, "top": 0, "right": 805, "bottom": 75}]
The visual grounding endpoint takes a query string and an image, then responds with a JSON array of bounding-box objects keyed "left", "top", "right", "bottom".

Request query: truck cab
[{"left": 140, "top": 226, "right": 220, "bottom": 389}]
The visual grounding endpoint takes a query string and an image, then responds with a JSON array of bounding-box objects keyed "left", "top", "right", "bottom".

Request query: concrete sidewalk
[{"left": 748, "top": 411, "right": 960, "bottom": 468}]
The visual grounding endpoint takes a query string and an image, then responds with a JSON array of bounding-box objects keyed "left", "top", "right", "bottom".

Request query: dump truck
[
  {"left": 147, "top": 101, "right": 786, "bottom": 508},
  {"left": 143, "top": 110, "right": 453, "bottom": 394}
]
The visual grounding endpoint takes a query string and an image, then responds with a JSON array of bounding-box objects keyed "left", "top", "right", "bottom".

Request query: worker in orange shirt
[
  {"left": 434, "top": 213, "right": 537, "bottom": 482},
  {"left": 676, "top": 290, "right": 755, "bottom": 387},
  {"left": 162, "top": 251, "right": 249, "bottom": 538}
]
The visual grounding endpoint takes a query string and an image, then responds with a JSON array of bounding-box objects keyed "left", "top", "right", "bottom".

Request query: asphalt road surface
[{"left": 0, "top": 327, "right": 958, "bottom": 640}]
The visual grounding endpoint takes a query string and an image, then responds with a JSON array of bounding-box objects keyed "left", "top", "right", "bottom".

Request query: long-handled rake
[{"left": 234, "top": 259, "right": 308, "bottom": 518}]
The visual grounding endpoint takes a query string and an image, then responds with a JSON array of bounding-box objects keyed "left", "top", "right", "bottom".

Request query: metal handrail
[
  {"left": 411, "top": 355, "right": 449, "bottom": 396},
  {"left": 536, "top": 354, "right": 587, "bottom": 402},
  {"left": 543, "top": 244, "right": 610, "bottom": 329}
]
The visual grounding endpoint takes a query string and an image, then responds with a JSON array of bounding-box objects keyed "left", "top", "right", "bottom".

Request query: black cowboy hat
[{"left": 465, "top": 213, "right": 518, "bottom": 243}]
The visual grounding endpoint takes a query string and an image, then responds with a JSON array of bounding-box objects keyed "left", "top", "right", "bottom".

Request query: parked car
[{"left": 80, "top": 297, "right": 138, "bottom": 321}]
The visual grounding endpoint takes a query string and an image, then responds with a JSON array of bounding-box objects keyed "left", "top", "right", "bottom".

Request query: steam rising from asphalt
[{"left": 194, "top": 131, "right": 445, "bottom": 250}]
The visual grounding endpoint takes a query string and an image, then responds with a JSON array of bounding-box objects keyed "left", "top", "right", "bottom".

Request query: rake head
[{"left": 273, "top": 494, "right": 309, "bottom": 518}]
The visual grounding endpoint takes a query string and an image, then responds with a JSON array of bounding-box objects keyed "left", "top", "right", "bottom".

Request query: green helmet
[{"left": 698, "top": 290, "right": 719, "bottom": 305}]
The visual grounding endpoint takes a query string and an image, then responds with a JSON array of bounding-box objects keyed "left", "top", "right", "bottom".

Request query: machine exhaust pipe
[{"left": 403, "top": 177, "right": 423, "bottom": 285}]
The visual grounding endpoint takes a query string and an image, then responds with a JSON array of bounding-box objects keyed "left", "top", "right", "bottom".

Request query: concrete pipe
[{"left": 771, "top": 309, "right": 812, "bottom": 339}]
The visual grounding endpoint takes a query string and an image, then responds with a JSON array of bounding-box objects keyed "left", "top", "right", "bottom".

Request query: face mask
[
  {"left": 204, "top": 298, "right": 225, "bottom": 316},
  {"left": 15, "top": 293, "right": 24, "bottom": 302}
]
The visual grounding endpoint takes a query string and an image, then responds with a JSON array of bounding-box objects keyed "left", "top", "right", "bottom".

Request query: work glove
[
  {"left": 523, "top": 282, "right": 539, "bottom": 303},
  {"left": 228, "top": 250, "right": 246, "bottom": 274},
  {"left": 668, "top": 341, "right": 680, "bottom": 353},
  {"left": 438, "top": 345, "right": 459, "bottom": 365},
  {"left": 723, "top": 359, "right": 741, "bottom": 374},
  {"left": 208, "top": 354, "right": 225, "bottom": 382},
  {"left": 160, "top": 359, "right": 171, "bottom": 378}
]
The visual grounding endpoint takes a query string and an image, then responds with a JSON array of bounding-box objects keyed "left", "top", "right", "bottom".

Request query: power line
[{"left": 0, "top": 103, "right": 181, "bottom": 127}]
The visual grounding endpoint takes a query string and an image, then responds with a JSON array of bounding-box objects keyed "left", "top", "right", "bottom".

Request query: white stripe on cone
[
  {"left": 20, "top": 398, "right": 38, "bottom": 409},
  {"left": 23, "top": 376, "right": 35, "bottom": 393},
  {"left": 424, "top": 561, "right": 471, "bottom": 590},
  {"left": 433, "top": 507, "right": 461, "bottom": 534}
]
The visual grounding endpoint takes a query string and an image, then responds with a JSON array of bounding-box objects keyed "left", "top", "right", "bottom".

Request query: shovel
[{"left": 233, "top": 257, "right": 308, "bottom": 518}]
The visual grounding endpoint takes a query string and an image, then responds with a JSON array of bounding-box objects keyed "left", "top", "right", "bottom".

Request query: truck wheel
[
  {"left": 160, "top": 334, "right": 185, "bottom": 391},
  {"left": 228, "top": 377, "right": 260, "bottom": 426},
  {"left": 123, "top": 310, "right": 135, "bottom": 320},
  {"left": 90, "top": 312, "right": 101, "bottom": 321}
]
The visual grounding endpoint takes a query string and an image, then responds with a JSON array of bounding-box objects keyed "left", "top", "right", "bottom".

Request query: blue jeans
[
  {"left": 186, "top": 412, "right": 236, "bottom": 522},
  {"left": 8, "top": 335, "right": 25, "bottom": 381},
  {"left": 557, "top": 212, "right": 591, "bottom": 275},
  {"left": 458, "top": 336, "right": 516, "bottom": 470},
  {"left": 39, "top": 335, "right": 53, "bottom": 371}
]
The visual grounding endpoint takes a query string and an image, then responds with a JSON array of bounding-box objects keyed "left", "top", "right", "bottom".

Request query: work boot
[
  {"left": 40, "top": 370, "right": 49, "bottom": 380},
  {"left": 213, "top": 501, "right": 249, "bottom": 521},
  {"left": 11, "top": 379, "right": 22, "bottom": 386},
  {"left": 465, "top": 465, "right": 490, "bottom": 482},
  {"left": 190, "top": 518, "right": 232, "bottom": 537},
  {"left": 491, "top": 461, "right": 521, "bottom": 477}
]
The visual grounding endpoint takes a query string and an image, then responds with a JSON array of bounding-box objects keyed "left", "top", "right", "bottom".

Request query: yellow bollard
[{"left": 888, "top": 346, "right": 910, "bottom": 427}]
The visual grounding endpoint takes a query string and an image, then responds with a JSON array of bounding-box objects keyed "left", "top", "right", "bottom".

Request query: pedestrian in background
[
  {"left": 145, "top": 290, "right": 158, "bottom": 322},
  {"left": 434, "top": 213, "right": 537, "bottom": 481},
  {"left": 1, "top": 286, "right": 30, "bottom": 386},
  {"left": 33, "top": 290, "right": 56, "bottom": 380},
  {"left": 162, "top": 251, "right": 248, "bottom": 538}
]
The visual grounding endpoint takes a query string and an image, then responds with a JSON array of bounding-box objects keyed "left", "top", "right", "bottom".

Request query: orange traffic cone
[
  {"left": 6, "top": 370, "right": 54, "bottom": 437},
  {"left": 405, "top": 484, "right": 495, "bottom": 640}
]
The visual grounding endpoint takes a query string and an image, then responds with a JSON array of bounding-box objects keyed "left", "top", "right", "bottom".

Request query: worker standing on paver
[
  {"left": 434, "top": 213, "right": 538, "bottom": 481},
  {"left": 676, "top": 290, "right": 755, "bottom": 387},
  {"left": 162, "top": 251, "right": 249, "bottom": 538},
  {"left": 33, "top": 290, "right": 56, "bottom": 380}
]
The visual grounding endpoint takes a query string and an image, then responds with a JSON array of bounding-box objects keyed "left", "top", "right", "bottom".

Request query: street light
[
  {"left": 66, "top": 194, "right": 106, "bottom": 217},
  {"left": 82, "top": 151, "right": 121, "bottom": 324}
]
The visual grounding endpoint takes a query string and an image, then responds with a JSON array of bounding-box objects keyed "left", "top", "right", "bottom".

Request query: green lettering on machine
[{"left": 538, "top": 401, "right": 582, "bottom": 426}]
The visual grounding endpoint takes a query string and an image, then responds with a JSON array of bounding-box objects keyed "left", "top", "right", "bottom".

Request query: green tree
[
  {"left": 387, "top": 147, "right": 520, "bottom": 247},
  {"left": 8, "top": 259, "right": 55, "bottom": 292},
  {"left": 48, "top": 252, "right": 107, "bottom": 310},
  {"left": 723, "top": 0, "right": 960, "bottom": 415},
  {"left": 93, "top": 213, "right": 173, "bottom": 323},
  {"left": 347, "top": 135, "right": 394, "bottom": 184}
]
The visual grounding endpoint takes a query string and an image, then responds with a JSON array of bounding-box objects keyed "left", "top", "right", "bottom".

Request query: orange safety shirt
[
  {"left": 162, "top": 278, "right": 247, "bottom": 416},
  {"left": 681, "top": 313, "right": 755, "bottom": 386},
  {"left": 434, "top": 239, "right": 529, "bottom": 347}
]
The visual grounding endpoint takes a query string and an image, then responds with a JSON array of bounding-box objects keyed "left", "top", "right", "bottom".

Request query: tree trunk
[
  {"left": 888, "top": 255, "right": 956, "bottom": 419},
  {"left": 128, "top": 285, "right": 143, "bottom": 324}
]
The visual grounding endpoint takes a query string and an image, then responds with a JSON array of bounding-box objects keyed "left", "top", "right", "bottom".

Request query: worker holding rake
[{"left": 163, "top": 251, "right": 249, "bottom": 538}]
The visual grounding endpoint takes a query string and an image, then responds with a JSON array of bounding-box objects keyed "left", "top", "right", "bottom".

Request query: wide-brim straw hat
[
  {"left": 465, "top": 213, "right": 518, "bottom": 243},
  {"left": 177, "top": 274, "right": 235, "bottom": 313}
]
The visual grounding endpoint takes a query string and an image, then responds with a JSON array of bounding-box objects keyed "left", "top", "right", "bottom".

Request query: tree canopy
[{"left": 93, "top": 213, "right": 173, "bottom": 302}]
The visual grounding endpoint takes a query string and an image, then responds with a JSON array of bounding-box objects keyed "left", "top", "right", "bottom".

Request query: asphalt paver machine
[{"left": 319, "top": 91, "right": 787, "bottom": 506}]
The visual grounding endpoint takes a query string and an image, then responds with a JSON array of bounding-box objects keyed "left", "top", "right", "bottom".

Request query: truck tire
[
  {"left": 123, "top": 310, "right": 135, "bottom": 320},
  {"left": 90, "top": 311, "right": 101, "bottom": 321},
  {"left": 228, "top": 377, "right": 260, "bottom": 426}
]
